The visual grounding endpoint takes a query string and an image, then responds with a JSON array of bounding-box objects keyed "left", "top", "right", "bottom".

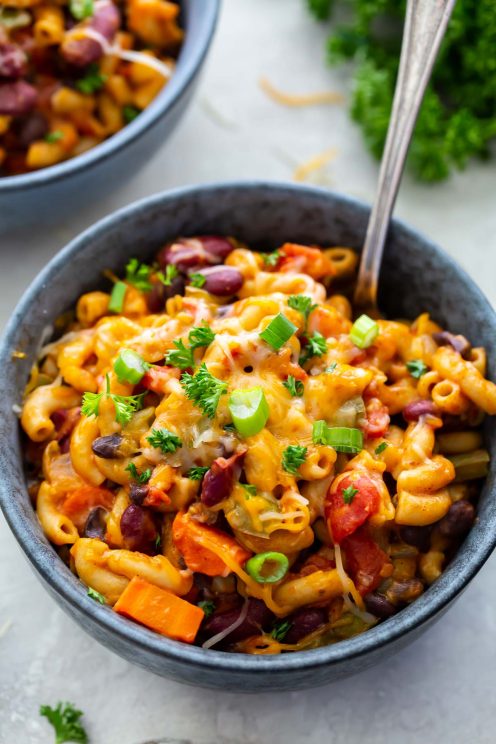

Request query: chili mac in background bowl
[{"left": 1, "top": 182, "right": 495, "bottom": 691}]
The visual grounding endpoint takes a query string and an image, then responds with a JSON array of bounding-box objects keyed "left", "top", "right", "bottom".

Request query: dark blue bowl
[
  {"left": 1, "top": 183, "right": 495, "bottom": 691},
  {"left": 0, "top": 0, "right": 219, "bottom": 233}
]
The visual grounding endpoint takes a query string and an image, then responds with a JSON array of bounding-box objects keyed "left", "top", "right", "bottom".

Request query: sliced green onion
[
  {"left": 312, "top": 421, "right": 363, "bottom": 453},
  {"left": 448, "top": 449, "right": 490, "bottom": 482},
  {"left": 245, "top": 551, "right": 289, "bottom": 584},
  {"left": 259, "top": 313, "right": 297, "bottom": 351},
  {"left": 349, "top": 314, "right": 379, "bottom": 349},
  {"left": 229, "top": 387, "right": 269, "bottom": 437},
  {"left": 108, "top": 281, "right": 127, "bottom": 313},
  {"left": 113, "top": 349, "right": 150, "bottom": 384}
]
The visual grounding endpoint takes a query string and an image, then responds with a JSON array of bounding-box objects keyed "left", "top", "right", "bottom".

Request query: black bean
[
  {"left": 201, "top": 450, "right": 245, "bottom": 507},
  {"left": 433, "top": 331, "right": 471, "bottom": 358},
  {"left": 202, "top": 599, "right": 273, "bottom": 645},
  {"left": 84, "top": 507, "right": 108, "bottom": 540},
  {"left": 120, "top": 504, "right": 157, "bottom": 553},
  {"left": 146, "top": 275, "right": 185, "bottom": 313},
  {"left": 399, "top": 525, "right": 432, "bottom": 553},
  {"left": 15, "top": 112, "right": 48, "bottom": 147},
  {"left": 0, "top": 80, "right": 37, "bottom": 115},
  {"left": 91, "top": 434, "right": 123, "bottom": 459},
  {"left": 403, "top": 399, "right": 439, "bottom": 422},
  {"left": 283, "top": 607, "right": 327, "bottom": 644},
  {"left": 364, "top": 593, "right": 397, "bottom": 619},
  {"left": 196, "top": 266, "right": 244, "bottom": 297},
  {"left": 129, "top": 484, "right": 149, "bottom": 506},
  {"left": 438, "top": 500, "right": 475, "bottom": 538},
  {"left": 0, "top": 43, "right": 27, "bottom": 79}
]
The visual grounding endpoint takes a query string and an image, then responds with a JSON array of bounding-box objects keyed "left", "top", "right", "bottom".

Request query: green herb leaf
[
  {"left": 241, "top": 483, "right": 257, "bottom": 497},
  {"left": 165, "top": 339, "right": 195, "bottom": 370},
  {"left": 123, "top": 105, "right": 140, "bottom": 123},
  {"left": 40, "top": 702, "right": 88, "bottom": 744},
  {"left": 282, "top": 445, "right": 307, "bottom": 475},
  {"left": 189, "top": 323, "right": 215, "bottom": 350},
  {"left": 271, "top": 619, "right": 292, "bottom": 642},
  {"left": 198, "top": 600, "right": 216, "bottom": 618},
  {"left": 187, "top": 466, "right": 210, "bottom": 481},
  {"left": 288, "top": 294, "right": 317, "bottom": 323},
  {"left": 181, "top": 363, "right": 228, "bottom": 418},
  {"left": 342, "top": 485, "right": 358, "bottom": 504},
  {"left": 146, "top": 428, "right": 182, "bottom": 454},
  {"left": 190, "top": 272, "right": 206, "bottom": 288},
  {"left": 326, "top": 362, "right": 338, "bottom": 373},
  {"left": 299, "top": 331, "right": 327, "bottom": 365},
  {"left": 81, "top": 391, "right": 103, "bottom": 418},
  {"left": 262, "top": 249, "right": 281, "bottom": 267},
  {"left": 76, "top": 63, "right": 107, "bottom": 94},
  {"left": 157, "top": 264, "right": 179, "bottom": 287},
  {"left": 87, "top": 587, "right": 106, "bottom": 604},
  {"left": 126, "top": 462, "right": 152, "bottom": 484},
  {"left": 283, "top": 375, "right": 304, "bottom": 397},
  {"left": 125, "top": 258, "right": 153, "bottom": 292},
  {"left": 69, "top": 0, "right": 94, "bottom": 21},
  {"left": 111, "top": 392, "right": 145, "bottom": 426},
  {"left": 406, "top": 359, "right": 428, "bottom": 379},
  {"left": 45, "top": 130, "right": 64, "bottom": 144},
  {"left": 375, "top": 441, "right": 389, "bottom": 455}
]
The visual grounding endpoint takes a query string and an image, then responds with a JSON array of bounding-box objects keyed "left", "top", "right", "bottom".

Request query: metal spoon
[{"left": 354, "top": 0, "right": 456, "bottom": 313}]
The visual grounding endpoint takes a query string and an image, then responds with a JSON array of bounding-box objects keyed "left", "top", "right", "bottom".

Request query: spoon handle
[{"left": 354, "top": 0, "right": 456, "bottom": 311}]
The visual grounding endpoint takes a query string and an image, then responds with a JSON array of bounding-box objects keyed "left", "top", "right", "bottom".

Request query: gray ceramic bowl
[
  {"left": 1, "top": 183, "right": 495, "bottom": 691},
  {"left": 0, "top": 0, "right": 219, "bottom": 233}
]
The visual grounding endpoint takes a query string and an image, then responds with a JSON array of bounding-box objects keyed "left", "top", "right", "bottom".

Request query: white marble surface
[{"left": 1, "top": 1, "right": 496, "bottom": 742}]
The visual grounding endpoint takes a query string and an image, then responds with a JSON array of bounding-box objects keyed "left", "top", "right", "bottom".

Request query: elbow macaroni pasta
[{"left": 20, "top": 235, "right": 494, "bottom": 652}]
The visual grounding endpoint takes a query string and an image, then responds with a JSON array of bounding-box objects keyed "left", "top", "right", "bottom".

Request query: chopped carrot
[
  {"left": 114, "top": 576, "right": 204, "bottom": 643},
  {"left": 278, "top": 243, "right": 335, "bottom": 280},
  {"left": 172, "top": 512, "right": 252, "bottom": 578},
  {"left": 62, "top": 485, "right": 115, "bottom": 530}
]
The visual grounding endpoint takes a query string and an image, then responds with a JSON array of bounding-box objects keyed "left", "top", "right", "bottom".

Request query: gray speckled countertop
[{"left": 1, "top": 1, "right": 495, "bottom": 742}]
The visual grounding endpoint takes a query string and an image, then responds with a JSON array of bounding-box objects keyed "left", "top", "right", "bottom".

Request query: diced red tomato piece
[
  {"left": 341, "top": 527, "right": 392, "bottom": 595},
  {"left": 278, "top": 243, "right": 336, "bottom": 279},
  {"left": 363, "top": 397, "right": 390, "bottom": 438},
  {"left": 141, "top": 365, "right": 180, "bottom": 394},
  {"left": 325, "top": 473, "right": 381, "bottom": 544},
  {"left": 143, "top": 486, "right": 171, "bottom": 509}
]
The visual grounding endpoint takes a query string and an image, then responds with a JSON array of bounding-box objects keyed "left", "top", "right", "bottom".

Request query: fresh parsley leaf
[
  {"left": 181, "top": 363, "right": 228, "bottom": 418},
  {"left": 69, "top": 0, "right": 94, "bottom": 21},
  {"left": 76, "top": 63, "right": 107, "bottom": 94},
  {"left": 45, "top": 130, "right": 64, "bottom": 144},
  {"left": 406, "top": 359, "right": 428, "bottom": 379},
  {"left": 288, "top": 294, "right": 317, "bottom": 323},
  {"left": 87, "top": 587, "right": 106, "bottom": 604},
  {"left": 125, "top": 462, "right": 152, "bottom": 484},
  {"left": 342, "top": 485, "right": 358, "bottom": 504},
  {"left": 81, "top": 390, "right": 103, "bottom": 418},
  {"left": 187, "top": 466, "right": 209, "bottom": 481},
  {"left": 262, "top": 249, "right": 281, "bottom": 267},
  {"left": 165, "top": 339, "right": 195, "bottom": 370},
  {"left": 146, "top": 428, "right": 182, "bottom": 454},
  {"left": 190, "top": 272, "right": 206, "bottom": 288},
  {"left": 157, "top": 264, "right": 178, "bottom": 287},
  {"left": 326, "top": 362, "right": 338, "bottom": 374},
  {"left": 39, "top": 702, "right": 88, "bottom": 744},
  {"left": 241, "top": 483, "right": 257, "bottom": 497},
  {"left": 189, "top": 323, "right": 215, "bottom": 350},
  {"left": 282, "top": 445, "right": 307, "bottom": 475},
  {"left": 123, "top": 105, "right": 140, "bottom": 123},
  {"left": 198, "top": 600, "right": 216, "bottom": 618},
  {"left": 283, "top": 375, "right": 304, "bottom": 397},
  {"left": 125, "top": 258, "right": 153, "bottom": 292},
  {"left": 271, "top": 619, "right": 292, "bottom": 642},
  {"left": 375, "top": 442, "right": 389, "bottom": 455},
  {"left": 81, "top": 377, "right": 145, "bottom": 426},
  {"left": 299, "top": 331, "right": 327, "bottom": 365}
]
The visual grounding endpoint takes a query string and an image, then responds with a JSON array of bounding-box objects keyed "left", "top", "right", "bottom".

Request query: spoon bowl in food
[{"left": 1, "top": 182, "right": 495, "bottom": 691}]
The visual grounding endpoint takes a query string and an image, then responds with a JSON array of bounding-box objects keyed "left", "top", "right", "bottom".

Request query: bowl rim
[
  {"left": 0, "top": 0, "right": 220, "bottom": 193},
  {"left": 1, "top": 180, "right": 495, "bottom": 674}
]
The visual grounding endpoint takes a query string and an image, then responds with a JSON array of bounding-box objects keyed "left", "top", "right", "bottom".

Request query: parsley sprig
[
  {"left": 166, "top": 323, "right": 216, "bottom": 369},
  {"left": 282, "top": 445, "right": 307, "bottom": 475},
  {"left": 187, "top": 466, "right": 210, "bottom": 480},
  {"left": 126, "top": 462, "right": 152, "bottom": 483},
  {"left": 283, "top": 375, "right": 304, "bottom": 397},
  {"left": 288, "top": 294, "right": 317, "bottom": 328},
  {"left": 76, "top": 63, "right": 107, "bottom": 94},
  {"left": 262, "top": 249, "right": 281, "bottom": 267},
  {"left": 81, "top": 375, "right": 145, "bottom": 426},
  {"left": 146, "top": 428, "right": 182, "bottom": 454},
  {"left": 157, "top": 264, "right": 179, "bottom": 286},
  {"left": 342, "top": 485, "right": 359, "bottom": 504},
  {"left": 299, "top": 331, "right": 327, "bottom": 366},
  {"left": 190, "top": 272, "right": 207, "bottom": 288},
  {"left": 272, "top": 619, "right": 292, "bottom": 641},
  {"left": 125, "top": 258, "right": 153, "bottom": 292},
  {"left": 40, "top": 702, "right": 88, "bottom": 744},
  {"left": 406, "top": 359, "right": 428, "bottom": 379},
  {"left": 181, "top": 363, "right": 227, "bottom": 418}
]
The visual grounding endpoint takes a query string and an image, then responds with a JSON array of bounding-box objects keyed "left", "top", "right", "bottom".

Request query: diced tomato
[
  {"left": 341, "top": 527, "right": 392, "bottom": 595},
  {"left": 143, "top": 486, "right": 171, "bottom": 509},
  {"left": 363, "top": 397, "right": 390, "bottom": 438},
  {"left": 141, "top": 365, "right": 180, "bottom": 394},
  {"left": 278, "top": 243, "right": 336, "bottom": 280},
  {"left": 325, "top": 473, "right": 380, "bottom": 544}
]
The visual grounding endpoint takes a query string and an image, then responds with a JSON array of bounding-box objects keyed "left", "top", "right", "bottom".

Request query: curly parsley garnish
[
  {"left": 262, "top": 249, "right": 281, "bottom": 267},
  {"left": 342, "top": 485, "right": 359, "bottom": 504},
  {"left": 81, "top": 375, "right": 145, "bottom": 426},
  {"left": 40, "top": 702, "right": 88, "bottom": 744},
  {"left": 181, "top": 363, "right": 228, "bottom": 418},
  {"left": 187, "top": 466, "right": 210, "bottom": 481},
  {"left": 282, "top": 445, "right": 307, "bottom": 475},
  {"left": 125, "top": 462, "right": 152, "bottom": 483},
  {"left": 406, "top": 359, "right": 428, "bottom": 379},
  {"left": 157, "top": 264, "right": 179, "bottom": 286},
  {"left": 288, "top": 294, "right": 317, "bottom": 326},
  {"left": 125, "top": 258, "right": 153, "bottom": 292},
  {"left": 190, "top": 272, "right": 207, "bottom": 288},
  {"left": 283, "top": 375, "right": 304, "bottom": 397},
  {"left": 299, "top": 331, "right": 327, "bottom": 366},
  {"left": 146, "top": 428, "right": 182, "bottom": 454}
]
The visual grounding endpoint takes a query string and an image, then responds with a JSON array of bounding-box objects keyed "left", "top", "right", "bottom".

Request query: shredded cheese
[
  {"left": 293, "top": 148, "right": 337, "bottom": 183},
  {"left": 80, "top": 28, "right": 173, "bottom": 78},
  {"left": 334, "top": 542, "right": 365, "bottom": 611},
  {"left": 259, "top": 77, "right": 344, "bottom": 107}
]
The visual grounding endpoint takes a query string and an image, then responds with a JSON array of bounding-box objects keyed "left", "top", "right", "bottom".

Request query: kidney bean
[
  {"left": 403, "top": 399, "right": 439, "bottom": 422},
  {"left": 120, "top": 504, "right": 157, "bottom": 553},
  {"left": 202, "top": 598, "right": 273, "bottom": 645},
  {"left": 196, "top": 266, "right": 244, "bottom": 297},
  {"left": 0, "top": 80, "right": 37, "bottom": 115},
  {"left": 15, "top": 111, "right": 48, "bottom": 147},
  {"left": 399, "top": 525, "right": 432, "bottom": 553},
  {"left": 197, "top": 236, "right": 235, "bottom": 262},
  {"left": 61, "top": 1, "right": 120, "bottom": 67},
  {"left": 84, "top": 506, "right": 108, "bottom": 540},
  {"left": 129, "top": 483, "right": 149, "bottom": 506},
  {"left": 364, "top": 592, "right": 397, "bottom": 619},
  {"left": 283, "top": 607, "right": 327, "bottom": 644},
  {"left": 146, "top": 275, "right": 185, "bottom": 313},
  {"left": 433, "top": 331, "right": 471, "bottom": 358},
  {"left": 157, "top": 236, "right": 234, "bottom": 272},
  {"left": 91, "top": 434, "right": 123, "bottom": 459},
  {"left": 201, "top": 450, "right": 246, "bottom": 507},
  {"left": 438, "top": 500, "right": 475, "bottom": 538},
  {"left": 0, "top": 43, "right": 27, "bottom": 79}
]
